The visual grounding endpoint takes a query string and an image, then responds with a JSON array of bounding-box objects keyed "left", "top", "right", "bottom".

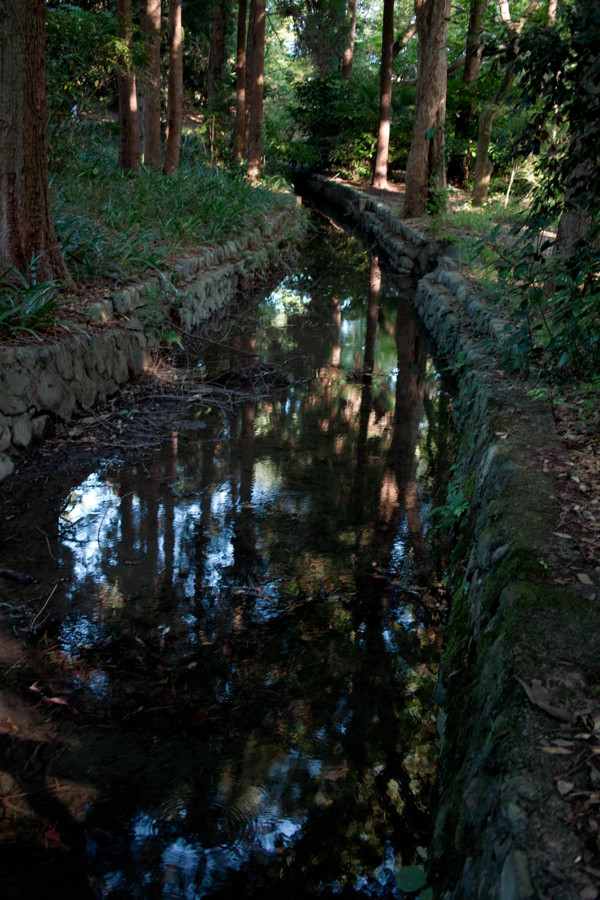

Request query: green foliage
[
  {"left": 0, "top": 267, "right": 63, "bottom": 338},
  {"left": 492, "top": 0, "right": 600, "bottom": 381},
  {"left": 46, "top": 5, "right": 120, "bottom": 125},
  {"left": 283, "top": 73, "right": 379, "bottom": 178},
  {"left": 51, "top": 130, "right": 296, "bottom": 286}
]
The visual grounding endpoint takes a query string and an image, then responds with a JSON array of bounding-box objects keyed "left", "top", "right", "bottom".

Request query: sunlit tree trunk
[
  {"left": 404, "top": 0, "right": 451, "bottom": 217},
  {"left": 117, "top": 0, "right": 141, "bottom": 171},
  {"left": 372, "top": 0, "right": 395, "bottom": 189},
  {"left": 247, "top": 0, "right": 265, "bottom": 181},
  {"left": 447, "top": 0, "right": 488, "bottom": 187},
  {"left": 144, "top": 0, "right": 162, "bottom": 168},
  {"left": 232, "top": 0, "right": 248, "bottom": 159},
  {"left": 341, "top": 0, "right": 357, "bottom": 77},
  {"left": 0, "top": 0, "right": 66, "bottom": 280},
  {"left": 163, "top": 0, "right": 183, "bottom": 176}
]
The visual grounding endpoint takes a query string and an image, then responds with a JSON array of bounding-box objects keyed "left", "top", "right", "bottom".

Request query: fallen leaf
[
  {"left": 577, "top": 573, "right": 594, "bottom": 586},
  {"left": 540, "top": 745, "right": 573, "bottom": 755},
  {"left": 557, "top": 780, "right": 574, "bottom": 796},
  {"left": 44, "top": 829, "right": 61, "bottom": 842},
  {"left": 517, "top": 677, "right": 575, "bottom": 723},
  {"left": 44, "top": 697, "right": 69, "bottom": 707},
  {"left": 579, "top": 887, "right": 598, "bottom": 900}
]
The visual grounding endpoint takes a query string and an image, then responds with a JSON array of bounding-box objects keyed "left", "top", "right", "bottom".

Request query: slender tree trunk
[
  {"left": 232, "top": 0, "right": 248, "bottom": 159},
  {"left": 404, "top": 0, "right": 451, "bottom": 217},
  {"left": 372, "top": 0, "right": 395, "bottom": 189},
  {"left": 207, "top": 0, "right": 228, "bottom": 108},
  {"left": 0, "top": 0, "right": 66, "bottom": 280},
  {"left": 163, "top": 0, "right": 183, "bottom": 176},
  {"left": 117, "top": 0, "right": 141, "bottom": 171},
  {"left": 472, "top": 69, "right": 515, "bottom": 205},
  {"left": 341, "top": 0, "right": 357, "bottom": 77},
  {"left": 393, "top": 21, "right": 417, "bottom": 57},
  {"left": 471, "top": 0, "right": 540, "bottom": 205},
  {"left": 447, "top": 0, "right": 488, "bottom": 187},
  {"left": 246, "top": 0, "right": 266, "bottom": 181},
  {"left": 144, "top": 0, "right": 162, "bottom": 168},
  {"left": 245, "top": 0, "right": 257, "bottom": 141}
]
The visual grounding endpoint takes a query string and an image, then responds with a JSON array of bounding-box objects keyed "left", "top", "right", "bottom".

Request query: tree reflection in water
[{"left": 0, "top": 220, "right": 452, "bottom": 899}]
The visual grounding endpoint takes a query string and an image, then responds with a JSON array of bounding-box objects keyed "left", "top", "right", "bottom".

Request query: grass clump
[
  {"left": 0, "top": 267, "right": 64, "bottom": 339},
  {"left": 51, "top": 125, "right": 297, "bottom": 287}
]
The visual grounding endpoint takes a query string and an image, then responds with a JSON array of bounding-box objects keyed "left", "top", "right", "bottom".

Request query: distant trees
[{"left": 0, "top": 0, "right": 66, "bottom": 281}]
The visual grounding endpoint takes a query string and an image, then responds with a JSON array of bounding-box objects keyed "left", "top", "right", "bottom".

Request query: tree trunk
[
  {"left": 404, "top": 0, "right": 451, "bottom": 217},
  {"left": 471, "top": 68, "right": 515, "bottom": 205},
  {"left": 341, "top": 0, "right": 357, "bottom": 77},
  {"left": 372, "top": 0, "right": 395, "bottom": 189},
  {"left": 471, "top": 0, "right": 540, "bottom": 205},
  {"left": 117, "top": 0, "right": 141, "bottom": 171},
  {"left": 207, "top": 0, "right": 229, "bottom": 108},
  {"left": 144, "top": 0, "right": 162, "bottom": 168},
  {"left": 232, "top": 0, "right": 248, "bottom": 159},
  {"left": 246, "top": 0, "right": 266, "bottom": 181},
  {"left": 447, "top": 0, "right": 488, "bottom": 187},
  {"left": 163, "top": 0, "right": 183, "bottom": 176},
  {"left": 0, "top": 0, "right": 66, "bottom": 281},
  {"left": 245, "top": 0, "right": 257, "bottom": 139}
]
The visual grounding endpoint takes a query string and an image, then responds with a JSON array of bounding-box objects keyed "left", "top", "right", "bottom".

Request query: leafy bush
[{"left": 283, "top": 73, "right": 380, "bottom": 178}]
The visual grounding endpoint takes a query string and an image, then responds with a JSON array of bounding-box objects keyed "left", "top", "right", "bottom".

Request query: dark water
[{"left": 0, "top": 220, "right": 451, "bottom": 899}]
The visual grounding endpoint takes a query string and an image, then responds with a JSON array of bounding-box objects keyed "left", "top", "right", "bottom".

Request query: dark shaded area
[{"left": 0, "top": 218, "right": 452, "bottom": 898}]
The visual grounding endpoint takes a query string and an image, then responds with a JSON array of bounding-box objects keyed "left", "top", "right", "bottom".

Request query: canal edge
[
  {"left": 297, "top": 175, "right": 598, "bottom": 900},
  {"left": 0, "top": 202, "right": 307, "bottom": 481}
]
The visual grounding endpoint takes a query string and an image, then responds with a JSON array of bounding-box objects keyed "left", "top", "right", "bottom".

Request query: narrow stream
[{"left": 0, "top": 217, "right": 452, "bottom": 899}]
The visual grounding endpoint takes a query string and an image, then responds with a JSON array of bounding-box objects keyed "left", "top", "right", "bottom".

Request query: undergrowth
[{"left": 49, "top": 122, "right": 296, "bottom": 286}]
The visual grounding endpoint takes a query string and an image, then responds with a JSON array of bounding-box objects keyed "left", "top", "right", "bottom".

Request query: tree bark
[
  {"left": 372, "top": 0, "right": 395, "bottom": 189},
  {"left": 163, "top": 0, "right": 183, "bottom": 176},
  {"left": 207, "top": 0, "right": 229, "bottom": 108},
  {"left": 117, "top": 0, "right": 141, "bottom": 171},
  {"left": 0, "top": 0, "right": 66, "bottom": 280},
  {"left": 232, "top": 0, "right": 248, "bottom": 159},
  {"left": 246, "top": 0, "right": 266, "bottom": 181},
  {"left": 341, "top": 0, "right": 357, "bottom": 77},
  {"left": 447, "top": 0, "right": 488, "bottom": 187},
  {"left": 144, "top": 0, "right": 162, "bottom": 168},
  {"left": 245, "top": 0, "right": 257, "bottom": 139},
  {"left": 404, "top": 0, "right": 451, "bottom": 217}
]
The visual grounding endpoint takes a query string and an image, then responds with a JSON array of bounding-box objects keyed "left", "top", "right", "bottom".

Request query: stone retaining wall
[
  {"left": 298, "top": 178, "right": 594, "bottom": 899},
  {"left": 297, "top": 174, "right": 447, "bottom": 276},
  {"left": 0, "top": 204, "right": 305, "bottom": 481}
]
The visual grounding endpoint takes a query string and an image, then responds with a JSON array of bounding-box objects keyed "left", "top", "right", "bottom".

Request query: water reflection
[{"left": 0, "top": 221, "right": 451, "bottom": 898}]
